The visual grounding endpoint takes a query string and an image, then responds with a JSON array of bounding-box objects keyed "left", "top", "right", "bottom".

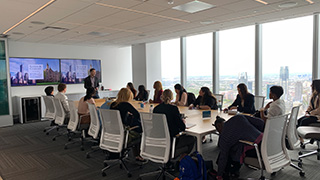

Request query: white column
[
  {"left": 180, "top": 37, "right": 187, "bottom": 87},
  {"left": 255, "top": 24, "right": 262, "bottom": 96},
  {"left": 212, "top": 32, "right": 219, "bottom": 94},
  {"left": 313, "top": 13, "right": 320, "bottom": 80}
]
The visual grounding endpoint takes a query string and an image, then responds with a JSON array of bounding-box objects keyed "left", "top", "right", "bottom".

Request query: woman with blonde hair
[
  {"left": 153, "top": 89, "right": 195, "bottom": 157},
  {"left": 149, "top": 81, "right": 163, "bottom": 103},
  {"left": 110, "top": 88, "right": 145, "bottom": 162}
]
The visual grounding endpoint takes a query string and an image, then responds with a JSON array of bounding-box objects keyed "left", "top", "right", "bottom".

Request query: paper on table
[{"left": 186, "top": 123, "right": 196, "bottom": 129}]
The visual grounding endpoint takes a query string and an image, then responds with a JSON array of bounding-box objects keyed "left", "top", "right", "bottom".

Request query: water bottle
[
  {"left": 149, "top": 104, "right": 154, "bottom": 113},
  {"left": 218, "top": 100, "right": 222, "bottom": 112}
]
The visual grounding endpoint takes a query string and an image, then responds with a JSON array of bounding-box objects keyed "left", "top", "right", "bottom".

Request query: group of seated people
[{"left": 44, "top": 79, "right": 320, "bottom": 180}]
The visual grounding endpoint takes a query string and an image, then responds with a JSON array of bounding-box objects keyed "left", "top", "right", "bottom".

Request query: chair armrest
[
  {"left": 239, "top": 140, "right": 255, "bottom": 146},
  {"left": 176, "top": 131, "right": 186, "bottom": 137},
  {"left": 128, "top": 126, "right": 139, "bottom": 131},
  {"left": 171, "top": 137, "right": 176, "bottom": 159}
]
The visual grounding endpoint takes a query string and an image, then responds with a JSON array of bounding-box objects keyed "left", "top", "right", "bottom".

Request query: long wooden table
[{"left": 75, "top": 99, "right": 233, "bottom": 154}]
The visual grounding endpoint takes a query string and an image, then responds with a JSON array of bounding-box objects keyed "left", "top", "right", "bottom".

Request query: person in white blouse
[
  {"left": 260, "top": 85, "right": 285, "bottom": 122},
  {"left": 173, "top": 84, "right": 188, "bottom": 106},
  {"left": 55, "top": 83, "right": 70, "bottom": 119}
]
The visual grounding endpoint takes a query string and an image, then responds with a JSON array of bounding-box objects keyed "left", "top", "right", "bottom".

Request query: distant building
[
  {"left": 280, "top": 66, "right": 289, "bottom": 100},
  {"left": 248, "top": 81, "right": 253, "bottom": 92},
  {"left": 238, "top": 72, "right": 248, "bottom": 85},
  {"left": 43, "top": 63, "right": 59, "bottom": 82},
  {"left": 266, "top": 84, "right": 274, "bottom": 99}
]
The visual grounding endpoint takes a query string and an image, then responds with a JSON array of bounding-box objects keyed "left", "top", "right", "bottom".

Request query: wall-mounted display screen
[
  {"left": 60, "top": 59, "right": 101, "bottom": 84},
  {"left": 9, "top": 57, "right": 60, "bottom": 86}
]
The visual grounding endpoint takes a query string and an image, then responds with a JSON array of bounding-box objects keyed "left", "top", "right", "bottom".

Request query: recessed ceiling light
[
  {"left": 172, "top": 1, "right": 215, "bottom": 13},
  {"left": 12, "top": 32, "right": 25, "bottom": 35},
  {"left": 200, "top": 20, "right": 214, "bottom": 25},
  {"left": 138, "top": 34, "right": 146, "bottom": 37},
  {"left": 30, "top": 21, "right": 45, "bottom": 25},
  {"left": 278, "top": 2, "right": 298, "bottom": 8}
]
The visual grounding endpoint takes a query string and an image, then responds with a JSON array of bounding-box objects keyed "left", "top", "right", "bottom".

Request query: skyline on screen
[
  {"left": 10, "top": 58, "right": 60, "bottom": 86},
  {"left": 61, "top": 59, "right": 101, "bottom": 84}
]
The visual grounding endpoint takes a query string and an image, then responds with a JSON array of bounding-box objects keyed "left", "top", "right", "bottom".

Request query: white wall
[
  {"left": 146, "top": 42, "right": 162, "bottom": 99},
  {"left": 8, "top": 41, "right": 132, "bottom": 97}
]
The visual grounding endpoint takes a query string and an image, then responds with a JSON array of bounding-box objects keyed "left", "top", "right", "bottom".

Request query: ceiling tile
[
  {"left": 222, "top": 0, "right": 265, "bottom": 12},
  {"left": 98, "top": 0, "right": 143, "bottom": 8}
]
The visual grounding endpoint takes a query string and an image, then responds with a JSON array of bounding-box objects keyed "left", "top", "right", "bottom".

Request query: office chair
[
  {"left": 240, "top": 114, "right": 305, "bottom": 179},
  {"left": 42, "top": 96, "right": 57, "bottom": 135},
  {"left": 138, "top": 112, "right": 176, "bottom": 180},
  {"left": 85, "top": 102, "right": 101, "bottom": 158}
]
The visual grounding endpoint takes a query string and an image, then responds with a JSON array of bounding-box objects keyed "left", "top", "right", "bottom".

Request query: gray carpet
[{"left": 0, "top": 121, "right": 319, "bottom": 180}]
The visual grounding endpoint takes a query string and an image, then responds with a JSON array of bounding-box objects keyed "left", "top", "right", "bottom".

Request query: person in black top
[
  {"left": 134, "top": 85, "right": 149, "bottom": 101},
  {"left": 84, "top": 68, "right": 99, "bottom": 99},
  {"left": 44, "top": 86, "right": 54, "bottom": 97},
  {"left": 153, "top": 89, "right": 195, "bottom": 157},
  {"left": 110, "top": 88, "right": 144, "bottom": 162},
  {"left": 226, "top": 83, "right": 255, "bottom": 114},
  {"left": 189, "top": 87, "right": 218, "bottom": 110}
]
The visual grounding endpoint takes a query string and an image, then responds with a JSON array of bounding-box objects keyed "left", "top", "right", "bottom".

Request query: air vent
[
  {"left": 172, "top": 1, "right": 215, "bottom": 13},
  {"left": 42, "top": 26, "right": 69, "bottom": 33},
  {"left": 88, "top": 31, "right": 109, "bottom": 36}
]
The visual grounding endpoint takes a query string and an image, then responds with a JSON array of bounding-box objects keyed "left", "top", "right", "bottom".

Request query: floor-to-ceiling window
[
  {"left": 262, "top": 16, "right": 313, "bottom": 114},
  {"left": 219, "top": 25, "right": 255, "bottom": 108},
  {"left": 0, "top": 40, "right": 9, "bottom": 115},
  {"left": 186, "top": 33, "right": 213, "bottom": 96},
  {"left": 161, "top": 38, "right": 181, "bottom": 93}
]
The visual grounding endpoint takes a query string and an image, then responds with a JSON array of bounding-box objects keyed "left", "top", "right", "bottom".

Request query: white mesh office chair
[
  {"left": 297, "top": 126, "right": 320, "bottom": 162},
  {"left": 241, "top": 114, "right": 305, "bottom": 179},
  {"left": 254, "top": 95, "right": 265, "bottom": 110},
  {"left": 138, "top": 112, "right": 176, "bottom": 180},
  {"left": 52, "top": 98, "right": 68, "bottom": 141},
  {"left": 42, "top": 96, "right": 57, "bottom": 135},
  {"left": 99, "top": 109, "right": 132, "bottom": 178},
  {"left": 85, "top": 102, "right": 101, "bottom": 158},
  {"left": 64, "top": 100, "right": 84, "bottom": 150}
]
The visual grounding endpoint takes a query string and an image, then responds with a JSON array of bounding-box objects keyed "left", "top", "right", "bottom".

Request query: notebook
[{"left": 186, "top": 123, "right": 196, "bottom": 129}]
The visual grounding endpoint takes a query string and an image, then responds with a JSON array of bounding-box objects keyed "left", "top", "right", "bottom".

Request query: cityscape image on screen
[
  {"left": 61, "top": 59, "right": 101, "bottom": 84},
  {"left": 9, "top": 58, "right": 60, "bottom": 86}
]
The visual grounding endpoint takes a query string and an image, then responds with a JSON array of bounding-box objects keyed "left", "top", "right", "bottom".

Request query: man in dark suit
[{"left": 84, "top": 68, "right": 99, "bottom": 98}]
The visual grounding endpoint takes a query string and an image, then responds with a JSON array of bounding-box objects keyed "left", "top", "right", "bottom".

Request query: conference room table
[{"left": 75, "top": 99, "right": 233, "bottom": 154}]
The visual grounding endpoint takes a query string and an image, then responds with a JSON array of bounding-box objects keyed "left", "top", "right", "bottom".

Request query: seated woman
[
  {"left": 44, "top": 86, "right": 54, "bottom": 97},
  {"left": 78, "top": 87, "right": 96, "bottom": 125},
  {"left": 298, "top": 79, "right": 320, "bottom": 127},
  {"left": 189, "top": 87, "right": 218, "bottom": 110},
  {"left": 153, "top": 89, "right": 195, "bottom": 157},
  {"left": 173, "top": 84, "right": 188, "bottom": 106},
  {"left": 149, "top": 81, "right": 163, "bottom": 103},
  {"left": 134, "top": 85, "right": 149, "bottom": 101},
  {"left": 226, "top": 83, "right": 255, "bottom": 114},
  {"left": 110, "top": 88, "right": 145, "bottom": 162},
  {"left": 260, "top": 85, "right": 285, "bottom": 122},
  {"left": 127, "top": 82, "right": 137, "bottom": 99}
]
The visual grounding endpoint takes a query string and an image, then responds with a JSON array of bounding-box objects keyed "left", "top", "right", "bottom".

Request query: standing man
[{"left": 84, "top": 68, "right": 99, "bottom": 99}]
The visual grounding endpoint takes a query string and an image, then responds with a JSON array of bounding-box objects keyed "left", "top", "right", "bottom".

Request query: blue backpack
[{"left": 179, "top": 151, "right": 207, "bottom": 180}]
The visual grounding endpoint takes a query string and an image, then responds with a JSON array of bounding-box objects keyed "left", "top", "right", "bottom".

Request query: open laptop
[{"left": 202, "top": 110, "right": 211, "bottom": 120}]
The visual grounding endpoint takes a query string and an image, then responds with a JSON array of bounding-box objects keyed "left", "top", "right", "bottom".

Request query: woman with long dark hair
[
  {"left": 189, "top": 87, "right": 218, "bottom": 110},
  {"left": 173, "top": 84, "right": 187, "bottom": 106},
  {"left": 78, "top": 87, "right": 96, "bottom": 124},
  {"left": 227, "top": 83, "right": 255, "bottom": 114},
  {"left": 298, "top": 79, "right": 320, "bottom": 126},
  {"left": 134, "top": 85, "right": 149, "bottom": 101},
  {"left": 127, "top": 82, "right": 137, "bottom": 98}
]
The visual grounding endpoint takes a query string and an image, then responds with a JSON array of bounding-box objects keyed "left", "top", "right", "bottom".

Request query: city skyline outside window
[
  {"left": 186, "top": 33, "right": 213, "bottom": 96},
  {"left": 161, "top": 38, "right": 181, "bottom": 94},
  {"left": 219, "top": 25, "right": 255, "bottom": 108},
  {"left": 262, "top": 16, "right": 313, "bottom": 115}
]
